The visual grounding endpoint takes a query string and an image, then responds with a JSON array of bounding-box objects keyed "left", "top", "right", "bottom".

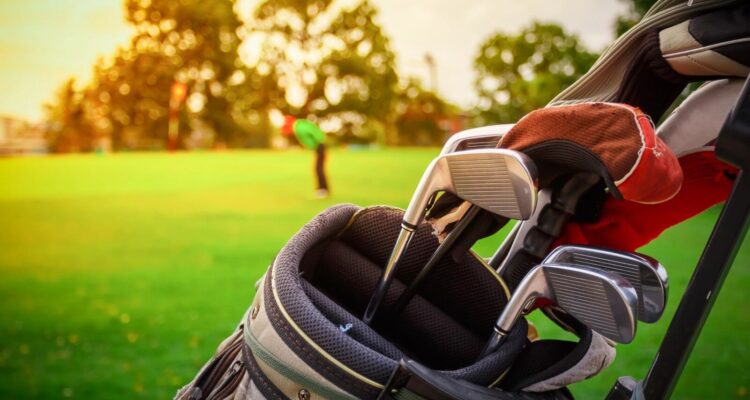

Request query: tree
[
  {"left": 44, "top": 79, "right": 93, "bottom": 152},
  {"left": 392, "top": 79, "right": 459, "bottom": 146},
  {"left": 615, "top": 0, "right": 657, "bottom": 36},
  {"left": 50, "top": 0, "right": 258, "bottom": 151},
  {"left": 245, "top": 0, "right": 398, "bottom": 142},
  {"left": 473, "top": 22, "right": 597, "bottom": 125}
]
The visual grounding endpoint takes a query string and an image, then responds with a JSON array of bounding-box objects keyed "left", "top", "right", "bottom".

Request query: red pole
[{"left": 168, "top": 81, "right": 187, "bottom": 151}]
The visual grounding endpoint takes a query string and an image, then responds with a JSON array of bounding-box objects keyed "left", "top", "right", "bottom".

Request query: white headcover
[
  {"left": 522, "top": 332, "right": 616, "bottom": 392},
  {"left": 658, "top": 79, "right": 745, "bottom": 156}
]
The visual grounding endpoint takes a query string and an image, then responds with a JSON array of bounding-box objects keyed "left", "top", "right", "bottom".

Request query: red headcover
[
  {"left": 500, "top": 103, "right": 683, "bottom": 204},
  {"left": 555, "top": 149, "right": 737, "bottom": 251}
]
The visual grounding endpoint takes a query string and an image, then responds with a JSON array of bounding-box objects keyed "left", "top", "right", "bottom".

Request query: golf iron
[
  {"left": 478, "top": 263, "right": 638, "bottom": 359},
  {"left": 389, "top": 125, "right": 532, "bottom": 316},
  {"left": 362, "top": 148, "right": 538, "bottom": 325},
  {"left": 544, "top": 245, "right": 668, "bottom": 323}
]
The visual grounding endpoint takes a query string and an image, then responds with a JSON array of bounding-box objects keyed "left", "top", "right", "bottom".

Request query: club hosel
[
  {"left": 478, "top": 328, "right": 509, "bottom": 359},
  {"left": 493, "top": 325, "right": 510, "bottom": 337},
  {"left": 400, "top": 220, "right": 418, "bottom": 231}
]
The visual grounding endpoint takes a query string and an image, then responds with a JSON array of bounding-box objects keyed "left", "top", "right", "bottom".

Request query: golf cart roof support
[{"left": 608, "top": 75, "right": 750, "bottom": 399}]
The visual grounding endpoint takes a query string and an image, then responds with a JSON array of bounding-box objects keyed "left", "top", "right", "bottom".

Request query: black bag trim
[
  {"left": 689, "top": 3, "right": 750, "bottom": 66},
  {"left": 380, "top": 359, "right": 576, "bottom": 400}
]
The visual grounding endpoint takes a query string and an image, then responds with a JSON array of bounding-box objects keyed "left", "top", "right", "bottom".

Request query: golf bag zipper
[
  {"left": 202, "top": 336, "right": 243, "bottom": 397},
  {"left": 207, "top": 359, "right": 244, "bottom": 400},
  {"left": 182, "top": 329, "right": 244, "bottom": 400}
]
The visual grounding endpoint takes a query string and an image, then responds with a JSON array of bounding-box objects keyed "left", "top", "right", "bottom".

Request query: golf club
[
  {"left": 478, "top": 263, "right": 638, "bottom": 359},
  {"left": 388, "top": 126, "right": 533, "bottom": 316},
  {"left": 362, "top": 148, "right": 538, "bottom": 325},
  {"left": 544, "top": 245, "right": 668, "bottom": 323}
]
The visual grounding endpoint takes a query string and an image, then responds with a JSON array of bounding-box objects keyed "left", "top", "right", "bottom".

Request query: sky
[{"left": 0, "top": 0, "right": 628, "bottom": 122}]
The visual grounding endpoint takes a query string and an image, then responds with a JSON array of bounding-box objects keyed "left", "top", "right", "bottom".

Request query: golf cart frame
[{"left": 607, "top": 75, "right": 750, "bottom": 399}]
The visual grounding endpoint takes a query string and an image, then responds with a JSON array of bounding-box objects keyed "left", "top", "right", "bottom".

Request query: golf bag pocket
[
  {"left": 175, "top": 326, "right": 249, "bottom": 400},
  {"left": 177, "top": 204, "right": 602, "bottom": 399}
]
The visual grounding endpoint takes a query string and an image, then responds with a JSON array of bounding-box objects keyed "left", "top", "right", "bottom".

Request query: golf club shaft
[
  {"left": 363, "top": 227, "right": 415, "bottom": 325},
  {"left": 478, "top": 327, "right": 508, "bottom": 360},
  {"left": 391, "top": 205, "right": 481, "bottom": 316},
  {"left": 489, "top": 221, "right": 520, "bottom": 269}
]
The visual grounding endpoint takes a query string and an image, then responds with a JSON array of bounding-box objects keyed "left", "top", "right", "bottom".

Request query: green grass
[{"left": 0, "top": 149, "right": 747, "bottom": 399}]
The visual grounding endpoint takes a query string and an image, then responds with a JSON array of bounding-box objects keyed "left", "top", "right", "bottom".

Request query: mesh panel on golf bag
[{"left": 175, "top": 204, "right": 583, "bottom": 400}]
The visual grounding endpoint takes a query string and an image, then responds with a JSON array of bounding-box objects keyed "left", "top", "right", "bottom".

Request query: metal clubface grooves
[
  {"left": 569, "top": 253, "right": 645, "bottom": 315},
  {"left": 446, "top": 155, "right": 522, "bottom": 218},
  {"left": 546, "top": 269, "right": 624, "bottom": 341}
]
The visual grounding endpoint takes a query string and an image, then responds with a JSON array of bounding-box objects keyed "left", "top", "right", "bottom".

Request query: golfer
[{"left": 281, "top": 116, "right": 330, "bottom": 198}]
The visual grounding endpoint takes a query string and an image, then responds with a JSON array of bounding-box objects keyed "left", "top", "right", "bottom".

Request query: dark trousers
[{"left": 315, "top": 143, "right": 329, "bottom": 191}]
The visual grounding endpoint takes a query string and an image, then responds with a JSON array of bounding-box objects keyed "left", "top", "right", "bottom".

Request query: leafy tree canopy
[
  {"left": 615, "top": 0, "right": 658, "bottom": 36},
  {"left": 473, "top": 22, "right": 597, "bottom": 125},
  {"left": 243, "top": 0, "right": 399, "bottom": 140}
]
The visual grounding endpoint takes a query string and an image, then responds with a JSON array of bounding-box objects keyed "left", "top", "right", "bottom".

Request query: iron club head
[
  {"left": 363, "top": 148, "right": 538, "bottom": 325},
  {"left": 479, "top": 263, "right": 638, "bottom": 359},
  {"left": 544, "top": 245, "right": 668, "bottom": 323},
  {"left": 403, "top": 148, "right": 538, "bottom": 226}
]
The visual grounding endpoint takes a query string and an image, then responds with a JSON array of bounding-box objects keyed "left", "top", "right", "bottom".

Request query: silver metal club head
[
  {"left": 389, "top": 125, "right": 525, "bottom": 317},
  {"left": 404, "top": 148, "right": 538, "bottom": 224},
  {"left": 479, "top": 263, "right": 638, "bottom": 358},
  {"left": 362, "top": 148, "right": 538, "bottom": 324},
  {"left": 543, "top": 245, "right": 668, "bottom": 323}
]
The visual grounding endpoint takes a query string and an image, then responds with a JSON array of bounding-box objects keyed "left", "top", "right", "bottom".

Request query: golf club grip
[{"left": 391, "top": 205, "right": 481, "bottom": 316}]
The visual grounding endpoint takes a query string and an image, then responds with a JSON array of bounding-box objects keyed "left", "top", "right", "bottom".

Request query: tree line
[{"left": 44, "top": 0, "right": 647, "bottom": 152}]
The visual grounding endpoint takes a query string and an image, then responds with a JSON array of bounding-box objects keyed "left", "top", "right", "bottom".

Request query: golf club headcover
[
  {"left": 555, "top": 149, "right": 737, "bottom": 251},
  {"left": 555, "top": 75, "right": 743, "bottom": 252},
  {"left": 552, "top": 0, "right": 748, "bottom": 121},
  {"left": 615, "top": 3, "right": 750, "bottom": 121},
  {"left": 659, "top": 79, "right": 745, "bottom": 155},
  {"left": 501, "top": 331, "right": 615, "bottom": 392},
  {"left": 500, "top": 102, "right": 682, "bottom": 204},
  {"left": 426, "top": 102, "right": 682, "bottom": 259},
  {"left": 659, "top": 3, "right": 750, "bottom": 79}
]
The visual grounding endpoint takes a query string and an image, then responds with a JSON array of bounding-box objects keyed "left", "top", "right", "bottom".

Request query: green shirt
[{"left": 293, "top": 119, "right": 326, "bottom": 150}]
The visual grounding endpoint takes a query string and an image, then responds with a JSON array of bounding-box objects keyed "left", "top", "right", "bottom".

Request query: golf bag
[{"left": 176, "top": 205, "right": 598, "bottom": 399}]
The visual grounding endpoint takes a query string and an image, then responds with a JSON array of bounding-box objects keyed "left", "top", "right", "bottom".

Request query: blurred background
[{"left": 0, "top": 0, "right": 747, "bottom": 399}]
